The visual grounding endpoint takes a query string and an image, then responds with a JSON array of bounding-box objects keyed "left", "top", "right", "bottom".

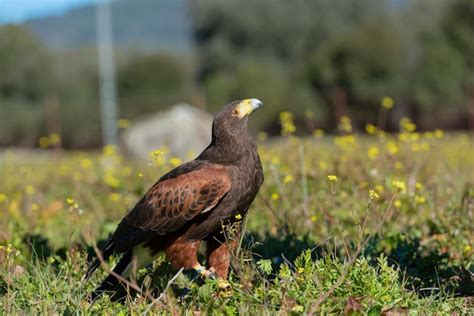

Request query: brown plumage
[{"left": 85, "top": 98, "right": 264, "bottom": 300}]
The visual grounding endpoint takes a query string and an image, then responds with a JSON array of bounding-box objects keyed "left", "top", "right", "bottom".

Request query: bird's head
[{"left": 212, "top": 98, "right": 263, "bottom": 139}]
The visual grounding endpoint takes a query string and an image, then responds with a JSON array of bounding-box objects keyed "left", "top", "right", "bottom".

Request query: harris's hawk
[{"left": 85, "top": 99, "right": 264, "bottom": 300}]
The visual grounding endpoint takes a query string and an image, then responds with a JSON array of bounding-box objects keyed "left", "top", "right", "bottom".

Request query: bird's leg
[
  {"left": 193, "top": 263, "right": 216, "bottom": 279},
  {"left": 206, "top": 237, "right": 239, "bottom": 289}
]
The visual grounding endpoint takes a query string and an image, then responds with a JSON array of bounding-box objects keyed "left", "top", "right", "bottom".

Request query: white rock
[{"left": 122, "top": 103, "right": 213, "bottom": 159}]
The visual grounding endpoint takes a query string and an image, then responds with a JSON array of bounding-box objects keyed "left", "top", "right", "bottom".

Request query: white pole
[{"left": 96, "top": 0, "right": 119, "bottom": 146}]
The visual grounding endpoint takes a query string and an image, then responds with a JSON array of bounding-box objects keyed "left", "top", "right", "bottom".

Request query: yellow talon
[{"left": 217, "top": 279, "right": 230, "bottom": 289}]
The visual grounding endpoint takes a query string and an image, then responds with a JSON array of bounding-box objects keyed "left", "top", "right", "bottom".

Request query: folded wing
[{"left": 111, "top": 164, "right": 231, "bottom": 252}]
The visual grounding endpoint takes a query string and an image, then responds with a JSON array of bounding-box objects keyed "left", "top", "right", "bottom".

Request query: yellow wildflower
[
  {"left": 415, "top": 196, "right": 426, "bottom": 204},
  {"left": 109, "top": 193, "right": 121, "bottom": 202},
  {"left": 25, "top": 185, "right": 35, "bottom": 195},
  {"left": 394, "top": 199, "right": 402, "bottom": 208},
  {"left": 464, "top": 245, "right": 472, "bottom": 254},
  {"left": 381, "top": 96, "right": 394, "bottom": 109},
  {"left": 283, "top": 174, "right": 294, "bottom": 184},
  {"left": 271, "top": 193, "right": 280, "bottom": 200},
  {"left": 310, "top": 215, "right": 317, "bottom": 222},
  {"left": 395, "top": 162, "right": 403, "bottom": 170},
  {"left": 66, "top": 198, "right": 75, "bottom": 205},
  {"left": 327, "top": 175, "right": 338, "bottom": 182},
  {"left": 31, "top": 203, "right": 39, "bottom": 211},
  {"left": 399, "top": 132, "right": 410, "bottom": 142},
  {"left": 150, "top": 147, "right": 168, "bottom": 166},
  {"left": 400, "top": 117, "right": 416, "bottom": 133},
  {"left": 279, "top": 111, "right": 296, "bottom": 136},
  {"left": 169, "top": 157, "right": 182, "bottom": 167},
  {"left": 334, "top": 135, "right": 356, "bottom": 150},
  {"left": 49, "top": 133, "right": 61, "bottom": 145},
  {"left": 104, "top": 174, "right": 120, "bottom": 188},
  {"left": 434, "top": 129, "right": 444, "bottom": 139},
  {"left": 313, "top": 129, "right": 325, "bottom": 138},
  {"left": 415, "top": 182, "right": 424, "bottom": 190},
  {"left": 338, "top": 116, "right": 352, "bottom": 133},
  {"left": 392, "top": 180, "right": 406, "bottom": 194},
  {"left": 103, "top": 144, "right": 117, "bottom": 156},
  {"left": 386, "top": 141, "right": 399, "bottom": 155},
  {"left": 150, "top": 149, "right": 164, "bottom": 158},
  {"left": 411, "top": 133, "right": 420, "bottom": 141},
  {"left": 39, "top": 136, "right": 50, "bottom": 148},
  {"left": 375, "top": 185, "right": 385, "bottom": 194},
  {"left": 235, "top": 214, "right": 242, "bottom": 220},
  {"left": 369, "top": 189, "right": 380, "bottom": 200},
  {"left": 0, "top": 193, "right": 6, "bottom": 203},
  {"left": 80, "top": 158, "right": 92, "bottom": 169},
  {"left": 365, "top": 123, "right": 377, "bottom": 135},
  {"left": 367, "top": 146, "right": 379, "bottom": 160}
]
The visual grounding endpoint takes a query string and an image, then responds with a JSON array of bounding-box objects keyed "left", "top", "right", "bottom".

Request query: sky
[{"left": 0, "top": 0, "right": 96, "bottom": 24}]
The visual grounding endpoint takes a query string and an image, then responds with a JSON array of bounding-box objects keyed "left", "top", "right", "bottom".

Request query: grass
[{"left": 0, "top": 117, "right": 473, "bottom": 314}]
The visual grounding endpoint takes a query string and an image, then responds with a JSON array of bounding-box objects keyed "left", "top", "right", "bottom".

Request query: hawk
[{"left": 85, "top": 98, "right": 264, "bottom": 300}]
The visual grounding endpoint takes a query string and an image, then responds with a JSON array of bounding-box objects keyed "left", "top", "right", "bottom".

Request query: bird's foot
[
  {"left": 217, "top": 278, "right": 230, "bottom": 289},
  {"left": 216, "top": 278, "right": 232, "bottom": 297}
]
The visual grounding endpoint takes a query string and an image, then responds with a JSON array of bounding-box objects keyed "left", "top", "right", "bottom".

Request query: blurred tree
[
  {"left": 0, "top": 25, "right": 53, "bottom": 102},
  {"left": 402, "top": 0, "right": 474, "bottom": 129},
  {"left": 410, "top": 34, "right": 465, "bottom": 110},
  {"left": 193, "top": 0, "right": 386, "bottom": 77},
  {"left": 117, "top": 54, "right": 192, "bottom": 119},
  {"left": 192, "top": 0, "right": 401, "bottom": 131},
  {"left": 204, "top": 58, "right": 323, "bottom": 132},
  {"left": 442, "top": 0, "right": 474, "bottom": 129},
  {"left": 0, "top": 26, "right": 53, "bottom": 145},
  {"left": 306, "top": 16, "right": 406, "bottom": 126}
]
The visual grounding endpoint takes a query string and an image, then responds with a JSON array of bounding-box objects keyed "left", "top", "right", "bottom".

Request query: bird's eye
[{"left": 232, "top": 108, "right": 240, "bottom": 116}]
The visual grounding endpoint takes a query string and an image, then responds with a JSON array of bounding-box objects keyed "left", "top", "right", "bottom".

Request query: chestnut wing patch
[{"left": 121, "top": 165, "right": 231, "bottom": 235}]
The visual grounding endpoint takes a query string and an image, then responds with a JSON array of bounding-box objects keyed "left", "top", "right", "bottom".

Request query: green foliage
[
  {"left": 443, "top": 0, "right": 474, "bottom": 69},
  {"left": 117, "top": 53, "right": 192, "bottom": 119},
  {"left": 307, "top": 16, "right": 406, "bottom": 113},
  {"left": 0, "top": 132, "right": 472, "bottom": 313},
  {"left": 193, "top": 0, "right": 474, "bottom": 130},
  {"left": 256, "top": 259, "right": 272, "bottom": 275},
  {"left": 0, "top": 25, "right": 194, "bottom": 147},
  {"left": 411, "top": 34, "right": 466, "bottom": 109},
  {"left": 0, "top": 25, "right": 52, "bottom": 102},
  {"left": 204, "top": 60, "right": 322, "bottom": 130},
  {"left": 1, "top": 0, "right": 474, "bottom": 147},
  {"left": 0, "top": 101, "right": 45, "bottom": 146}
]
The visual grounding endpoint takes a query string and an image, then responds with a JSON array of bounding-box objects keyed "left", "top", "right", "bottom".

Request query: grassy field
[{"left": 0, "top": 119, "right": 473, "bottom": 314}]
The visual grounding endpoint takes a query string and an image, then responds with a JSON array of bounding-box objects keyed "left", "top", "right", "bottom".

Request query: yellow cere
[{"left": 237, "top": 99, "right": 257, "bottom": 118}]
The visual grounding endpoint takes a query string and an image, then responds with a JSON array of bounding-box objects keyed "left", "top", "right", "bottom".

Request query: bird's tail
[
  {"left": 84, "top": 241, "right": 115, "bottom": 281},
  {"left": 88, "top": 250, "right": 133, "bottom": 302}
]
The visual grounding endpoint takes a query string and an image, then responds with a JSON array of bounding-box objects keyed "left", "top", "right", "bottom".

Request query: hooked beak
[{"left": 236, "top": 98, "right": 263, "bottom": 118}]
